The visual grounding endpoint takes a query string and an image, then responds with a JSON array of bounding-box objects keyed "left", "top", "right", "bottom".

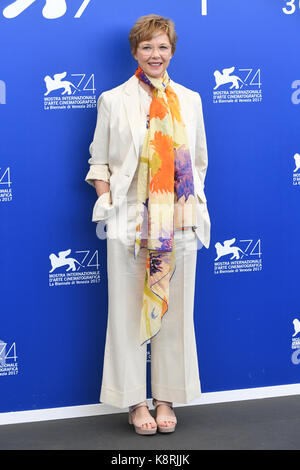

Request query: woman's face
[{"left": 134, "top": 32, "right": 173, "bottom": 79}]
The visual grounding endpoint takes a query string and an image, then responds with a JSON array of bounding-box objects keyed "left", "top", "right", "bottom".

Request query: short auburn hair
[{"left": 129, "top": 14, "right": 177, "bottom": 56}]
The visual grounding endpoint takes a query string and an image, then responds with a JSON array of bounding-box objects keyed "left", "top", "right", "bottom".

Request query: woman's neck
[{"left": 138, "top": 79, "right": 153, "bottom": 98}]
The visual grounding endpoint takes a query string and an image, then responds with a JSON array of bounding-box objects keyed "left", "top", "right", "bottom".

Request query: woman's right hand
[{"left": 94, "top": 180, "right": 110, "bottom": 198}]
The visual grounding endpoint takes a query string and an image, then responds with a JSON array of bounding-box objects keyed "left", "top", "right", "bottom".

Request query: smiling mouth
[{"left": 148, "top": 62, "right": 162, "bottom": 66}]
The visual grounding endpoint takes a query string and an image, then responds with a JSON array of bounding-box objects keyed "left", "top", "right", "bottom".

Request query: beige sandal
[
  {"left": 152, "top": 398, "right": 177, "bottom": 433},
  {"left": 128, "top": 400, "right": 157, "bottom": 435}
]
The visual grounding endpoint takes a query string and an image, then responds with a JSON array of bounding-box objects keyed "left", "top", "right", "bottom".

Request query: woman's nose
[{"left": 150, "top": 51, "right": 161, "bottom": 59}]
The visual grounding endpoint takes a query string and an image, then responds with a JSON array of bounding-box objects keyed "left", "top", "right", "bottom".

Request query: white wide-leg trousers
[{"left": 99, "top": 213, "right": 202, "bottom": 409}]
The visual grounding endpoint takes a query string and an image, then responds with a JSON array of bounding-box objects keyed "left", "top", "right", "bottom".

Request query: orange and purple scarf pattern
[{"left": 134, "top": 66, "right": 196, "bottom": 346}]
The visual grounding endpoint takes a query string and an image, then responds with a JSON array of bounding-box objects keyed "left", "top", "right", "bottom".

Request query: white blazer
[{"left": 85, "top": 74, "right": 211, "bottom": 249}]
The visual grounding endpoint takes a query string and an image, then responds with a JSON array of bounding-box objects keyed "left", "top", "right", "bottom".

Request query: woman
[{"left": 85, "top": 14, "right": 211, "bottom": 435}]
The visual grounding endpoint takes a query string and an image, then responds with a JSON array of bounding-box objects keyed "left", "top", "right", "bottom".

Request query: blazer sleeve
[
  {"left": 194, "top": 92, "right": 208, "bottom": 189},
  {"left": 85, "top": 92, "right": 111, "bottom": 188}
]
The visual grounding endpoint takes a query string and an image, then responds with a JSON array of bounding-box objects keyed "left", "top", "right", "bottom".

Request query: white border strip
[{"left": 1, "top": 383, "right": 300, "bottom": 426}]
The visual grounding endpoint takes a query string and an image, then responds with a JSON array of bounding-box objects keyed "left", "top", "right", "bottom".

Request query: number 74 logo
[
  {"left": 0, "top": 342, "right": 17, "bottom": 364},
  {"left": 3, "top": 0, "right": 91, "bottom": 19}
]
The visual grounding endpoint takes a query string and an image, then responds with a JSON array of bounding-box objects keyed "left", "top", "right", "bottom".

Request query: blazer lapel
[{"left": 123, "top": 75, "right": 140, "bottom": 159}]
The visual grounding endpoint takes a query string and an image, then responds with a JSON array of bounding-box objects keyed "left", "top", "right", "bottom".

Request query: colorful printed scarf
[{"left": 134, "top": 65, "right": 197, "bottom": 346}]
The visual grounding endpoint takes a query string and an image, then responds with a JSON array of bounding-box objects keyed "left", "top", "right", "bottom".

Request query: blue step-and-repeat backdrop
[{"left": 1, "top": 0, "right": 300, "bottom": 414}]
